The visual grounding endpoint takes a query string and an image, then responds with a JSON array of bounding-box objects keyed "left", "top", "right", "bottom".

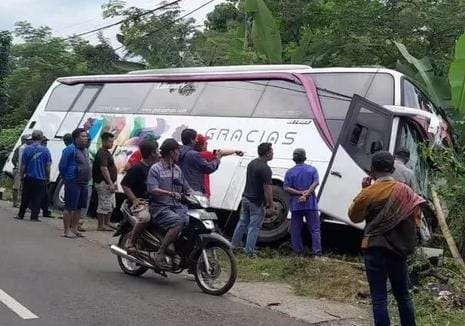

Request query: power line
[
  {"left": 66, "top": 0, "right": 182, "bottom": 40},
  {"left": 115, "top": 0, "right": 217, "bottom": 52}
]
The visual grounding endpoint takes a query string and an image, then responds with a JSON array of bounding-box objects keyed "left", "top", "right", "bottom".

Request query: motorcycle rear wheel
[
  {"left": 117, "top": 233, "right": 149, "bottom": 276},
  {"left": 194, "top": 243, "right": 237, "bottom": 296}
]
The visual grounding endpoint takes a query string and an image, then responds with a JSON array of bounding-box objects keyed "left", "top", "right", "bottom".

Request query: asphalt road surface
[{"left": 0, "top": 206, "right": 309, "bottom": 326}]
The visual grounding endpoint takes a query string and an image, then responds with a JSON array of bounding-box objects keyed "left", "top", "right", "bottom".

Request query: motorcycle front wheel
[
  {"left": 117, "top": 233, "right": 149, "bottom": 276},
  {"left": 194, "top": 243, "right": 237, "bottom": 296}
]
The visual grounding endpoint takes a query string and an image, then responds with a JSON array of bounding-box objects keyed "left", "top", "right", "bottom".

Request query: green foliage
[
  {"left": 0, "top": 125, "right": 24, "bottom": 168},
  {"left": 449, "top": 34, "right": 465, "bottom": 115},
  {"left": 0, "top": 31, "right": 12, "bottom": 124},
  {"left": 244, "top": 0, "right": 282, "bottom": 63},
  {"left": 395, "top": 41, "right": 449, "bottom": 107},
  {"left": 422, "top": 132, "right": 465, "bottom": 256},
  {"left": 103, "top": 1, "right": 197, "bottom": 68}
]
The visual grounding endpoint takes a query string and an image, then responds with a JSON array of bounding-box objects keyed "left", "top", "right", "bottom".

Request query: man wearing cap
[
  {"left": 348, "top": 151, "right": 424, "bottom": 326},
  {"left": 12, "top": 135, "right": 30, "bottom": 207},
  {"left": 16, "top": 130, "right": 52, "bottom": 221},
  {"left": 147, "top": 138, "right": 192, "bottom": 268},
  {"left": 284, "top": 148, "right": 322, "bottom": 256}
]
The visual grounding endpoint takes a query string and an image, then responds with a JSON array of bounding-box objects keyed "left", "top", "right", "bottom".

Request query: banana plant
[
  {"left": 449, "top": 33, "right": 465, "bottom": 115},
  {"left": 394, "top": 41, "right": 448, "bottom": 107},
  {"left": 244, "top": 0, "right": 282, "bottom": 63}
]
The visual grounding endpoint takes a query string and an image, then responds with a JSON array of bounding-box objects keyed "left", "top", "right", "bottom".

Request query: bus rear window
[{"left": 45, "top": 84, "right": 82, "bottom": 111}]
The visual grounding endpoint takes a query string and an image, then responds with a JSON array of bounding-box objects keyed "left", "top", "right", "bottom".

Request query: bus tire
[
  {"left": 258, "top": 185, "right": 290, "bottom": 244},
  {"left": 52, "top": 178, "right": 66, "bottom": 211}
]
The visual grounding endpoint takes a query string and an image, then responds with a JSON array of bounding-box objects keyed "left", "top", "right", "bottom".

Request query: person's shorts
[
  {"left": 95, "top": 181, "right": 116, "bottom": 215},
  {"left": 151, "top": 206, "right": 188, "bottom": 230},
  {"left": 64, "top": 182, "right": 89, "bottom": 211}
]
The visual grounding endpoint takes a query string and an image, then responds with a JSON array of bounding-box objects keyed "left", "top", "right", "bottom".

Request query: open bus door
[{"left": 318, "top": 95, "right": 394, "bottom": 228}]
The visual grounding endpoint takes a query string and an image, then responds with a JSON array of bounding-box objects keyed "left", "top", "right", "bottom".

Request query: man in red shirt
[{"left": 195, "top": 134, "right": 244, "bottom": 197}]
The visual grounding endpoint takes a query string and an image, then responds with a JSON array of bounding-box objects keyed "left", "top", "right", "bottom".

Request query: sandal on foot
[{"left": 62, "top": 234, "right": 77, "bottom": 239}]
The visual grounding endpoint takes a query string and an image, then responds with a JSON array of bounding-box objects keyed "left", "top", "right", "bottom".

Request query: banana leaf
[
  {"left": 394, "top": 41, "right": 445, "bottom": 107},
  {"left": 449, "top": 34, "right": 465, "bottom": 114},
  {"left": 244, "top": 0, "right": 282, "bottom": 63}
]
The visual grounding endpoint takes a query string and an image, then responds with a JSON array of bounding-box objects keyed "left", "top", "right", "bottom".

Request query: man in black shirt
[
  {"left": 92, "top": 132, "right": 118, "bottom": 231},
  {"left": 121, "top": 139, "right": 159, "bottom": 251},
  {"left": 231, "top": 143, "right": 275, "bottom": 256}
]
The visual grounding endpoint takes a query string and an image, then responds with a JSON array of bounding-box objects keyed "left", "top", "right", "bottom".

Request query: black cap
[{"left": 371, "top": 151, "right": 395, "bottom": 173}]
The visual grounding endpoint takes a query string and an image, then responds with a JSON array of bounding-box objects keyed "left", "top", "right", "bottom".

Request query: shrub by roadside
[{"left": 236, "top": 250, "right": 465, "bottom": 325}]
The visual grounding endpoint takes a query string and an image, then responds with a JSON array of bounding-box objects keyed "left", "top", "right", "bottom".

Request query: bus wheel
[
  {"left": 258, "top": 185, "right": 290, "bottom": 244},
  {"left": 52, "top": 178, "right": 66, "bottom": 211}
]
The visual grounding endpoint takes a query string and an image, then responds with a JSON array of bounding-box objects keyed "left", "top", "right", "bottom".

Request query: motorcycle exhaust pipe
[{"left": 110, "top": 245, "right": 155, "bottom": 269}]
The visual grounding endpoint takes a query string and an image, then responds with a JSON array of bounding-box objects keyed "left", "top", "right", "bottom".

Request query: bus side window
[{"left": 344, "top": 106, "right": 391, "bottom": 172}]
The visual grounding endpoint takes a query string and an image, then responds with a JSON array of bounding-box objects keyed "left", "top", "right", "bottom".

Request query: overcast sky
[{"left": 0, "top": 0, "right": 224, "bottom": 47}]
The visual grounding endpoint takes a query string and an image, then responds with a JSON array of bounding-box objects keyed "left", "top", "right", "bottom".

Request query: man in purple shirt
[{"left": 284, "top": 148, "right": 322, "bottom": 256}]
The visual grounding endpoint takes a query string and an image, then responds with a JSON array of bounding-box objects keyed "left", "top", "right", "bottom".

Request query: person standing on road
[
  {"left": 121, "top": 139, "right": 159, "bottom": 252},
  {"left": 348, "top": 151, "right": 424, "bottom": 326},
  {"left": 284, "top": 148, "right": 322, "bottom": 257},
  {"left": 59, "top": 128, "right": 91, "bottom": 238},
  {"left": 195, "top": 134, "right": 244, "bottom": 198},
  {"left": 12, "top": 135, "right": 29, "bottom": 208},
  {"left": 93, "top": 132, "right": 117, "bottom": 231},
  {"left": 40, "top": 135, "right": 53, "bottom": 218},
  {"left": 231, "top": 143, "right": 275, "bottom": 257},
  {"left": 16, "top": 130, "right": 51, "bottom": 222},
  {"left": 178, "top": 129, "right": 221, "bottom": 194}
]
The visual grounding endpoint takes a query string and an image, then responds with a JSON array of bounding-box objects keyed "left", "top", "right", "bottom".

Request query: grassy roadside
[{"left": 235, "top": 250, "right": 465, "bottom": 325}]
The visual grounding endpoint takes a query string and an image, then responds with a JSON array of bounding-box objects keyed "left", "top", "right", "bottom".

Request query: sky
[{"left": 0, "top": 0, "right": 225, "bottom": 48}]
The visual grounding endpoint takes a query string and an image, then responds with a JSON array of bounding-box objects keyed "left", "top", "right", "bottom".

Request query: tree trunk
[{"left": 431, "top": 189, "right": 465, "bottom": 275}]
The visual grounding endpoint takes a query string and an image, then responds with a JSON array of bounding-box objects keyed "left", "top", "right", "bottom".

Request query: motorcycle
[{"left": 110, "top": 194, "right": 237, "bottom": 296}]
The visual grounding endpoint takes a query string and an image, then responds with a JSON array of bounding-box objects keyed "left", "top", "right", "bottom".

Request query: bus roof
[
  {"left": 128, "top": 65, "right": 312, "bottom": 75},
  {"left": 128, "top": 65, "right": 401, "bottom": 76},
  {"left": 57, "top": 65, "right": 404, "bottom": 85}
]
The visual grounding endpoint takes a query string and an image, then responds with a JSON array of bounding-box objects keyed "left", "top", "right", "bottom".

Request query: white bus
[{"left": 4, "top": 65, "right": 452, "bottom": 243}]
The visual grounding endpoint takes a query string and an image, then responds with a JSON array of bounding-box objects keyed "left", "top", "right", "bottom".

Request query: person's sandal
[
  {"left": 73, "top": 232, "right": 85, "bottom": 238},
  {"left": 62, "top": 234, "right": 77, "bottom": 239}
]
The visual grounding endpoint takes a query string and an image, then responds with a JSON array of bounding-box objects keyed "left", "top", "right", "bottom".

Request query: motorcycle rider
[
  {"left": 146, "top": 138, "right": 192, "bottom": 268},
  {"left": 178, "top": 128, "right": 222, "bottom": 194},
  {"left": 121, "top": 139, "right": 159, "bottom": 254}
]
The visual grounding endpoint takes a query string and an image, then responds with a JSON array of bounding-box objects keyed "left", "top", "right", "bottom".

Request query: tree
[
  {"left": 103, "top": 1, "right": 197, "bottom": 68},
  {"left": 244, "top": 0, "right": 282, "bottom": 63},
  {"left": 0, "top": 31, "right": 12, "bottom": 126}
]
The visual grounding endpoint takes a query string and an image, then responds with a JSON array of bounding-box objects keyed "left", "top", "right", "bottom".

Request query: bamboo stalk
[{"left": 431, "top": 189, "right": 465, "bottom": 275}]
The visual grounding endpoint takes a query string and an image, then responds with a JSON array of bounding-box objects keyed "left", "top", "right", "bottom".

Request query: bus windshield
[{"left": 307, "top": 72, "right": 395, "bottom": 140}]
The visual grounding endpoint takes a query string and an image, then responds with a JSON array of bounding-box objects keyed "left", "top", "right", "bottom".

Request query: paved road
[{"left": 0, "top": 205, "right": 309, "bottom": 326}]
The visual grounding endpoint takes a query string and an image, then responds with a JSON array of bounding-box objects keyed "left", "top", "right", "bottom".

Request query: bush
[{"left": 0, "top": 125, "right": 24, "bottom": 168}]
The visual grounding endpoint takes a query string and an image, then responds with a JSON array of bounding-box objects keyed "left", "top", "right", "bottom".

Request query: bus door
[
  {"left": 318, "top": 95, "right": 394, "bottom": 228},
  {"left": 55, "top": 85, "right": 102, "bottom": 138}
]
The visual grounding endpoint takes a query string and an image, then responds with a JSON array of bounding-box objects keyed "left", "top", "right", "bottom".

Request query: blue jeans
[
  {"left": 364, "top": 249, "right": 416, "bottom": 326},
  {"left": 231, "top": 197, "right": 265, "bottom": 254},
  {"left": 291, "top": 210, "right": 322, "bottom": 255}
]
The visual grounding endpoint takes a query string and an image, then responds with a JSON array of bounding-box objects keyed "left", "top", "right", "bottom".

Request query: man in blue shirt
[
  {"left": 16, "top": 130, "right": 52, "bottom": 221},
  {"left": 178, "top": 128, "right": 221, "bottom": 194},
  {"left": 284, "top": 148, "right": 322, "bottom": 256},
  {"left": 59, "top": 128, "right": 91, "bottom": 238}
]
